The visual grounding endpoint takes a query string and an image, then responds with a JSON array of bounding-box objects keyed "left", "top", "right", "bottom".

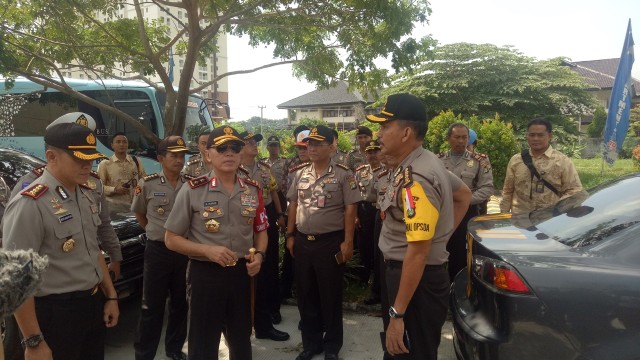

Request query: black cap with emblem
[
  {"left": 238, "top": 131, "right": 264, "bottom": 143},
  {"left": 44, "top": 123, "right": 107, "bottom": 161},
  {"left": 267, "top": 135, "right": 280, "bottom": 145},
  {"left": 365, "top": 139, "right": 381, "bottom": 152},
  {"left": 207, "top": 126, "right": 244, "bottom": 148},
  {"left": 366, "top": 93, "right": 427, "bottom": 124},
  {"left": 304, "top": 125, "right": 334, "bottom": 143},
  {"left": 157, "top": 135, "right": 189, "bottom": 154}
]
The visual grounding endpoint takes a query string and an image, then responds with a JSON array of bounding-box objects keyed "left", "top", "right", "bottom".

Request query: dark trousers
[
  {"left": 188, "top": 259, "right": 252, "bottom": 360},
  {"left": 3, "top": 315, "right": 24, "bottom": 360},
  {"left": 134, "top": 240, "right": 188, "bottom": 360},
  {"left": 255, "top": 202, "right": 281, "bottom": 333},
  {"left": 446, "top": 205, "right": 479, "bottom": 282},
  {"left": 34, "top": 291, "right": 106, "bottom": 360},
  {"left": 375, "top": 212, "right": 393, "bottom": 360},
  {"left": 384, "top": 261, "right": 450, "bottom": 360},
  {"left": 294, "top": 231, "right": 344, "bottom": 354},
  {"left": 356, "top": 202, "right": 377, "bottom": 284},
  {"left": 279, "top": 191, "right": 295, "bottom": 300}
]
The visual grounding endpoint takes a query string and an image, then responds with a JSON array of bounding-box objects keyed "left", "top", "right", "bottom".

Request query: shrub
[
  {"left": 476, "top": 115, "right": 520, "bottom": 189},
  {"left": 587, "top": 106, "right": 607, "bottom": 138},
  {"left": 424, "top": 110, "right": 463, "bottom": 152},
  {"left": 633, "top": 144, "right": 640, "bottom": 169}
]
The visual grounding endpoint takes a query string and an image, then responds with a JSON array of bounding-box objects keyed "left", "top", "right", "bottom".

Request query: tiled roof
[
  {"left": 277, "top": 81, "right": 376, "bottom": 108},
  {"left": 563, "top": 58, "right": 640, "bottom": 97}
]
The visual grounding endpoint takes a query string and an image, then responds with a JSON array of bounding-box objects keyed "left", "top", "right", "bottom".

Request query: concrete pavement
[{"left": 105, "top": 295, "right": 456, "bottom": 359}]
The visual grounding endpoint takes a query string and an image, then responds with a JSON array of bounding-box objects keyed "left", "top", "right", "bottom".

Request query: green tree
[
  {"left": 476, "top": 116, "right": 520, "bottom": 189},
  {"left": 385, "top": 43, "right": 595, "bottom": 132},
  {"left": 587, "top": 106, "right": 607, "bottom": 138},
  {"left": 0, "top": 0, "right": 433, "bottom": 141}
]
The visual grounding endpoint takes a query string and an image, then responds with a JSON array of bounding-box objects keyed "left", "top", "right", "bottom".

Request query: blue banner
[{"left": 603, "top": 19, "right": 635, "bottom": 165}]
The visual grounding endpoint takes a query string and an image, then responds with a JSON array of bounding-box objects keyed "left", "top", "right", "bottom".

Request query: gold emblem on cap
[
  {"left": 310, "top": 128, "right": 318, "bottom": 136},
  {"left": 223, "top": 127, "right": 233, "bottom": 135},
  {"left": 205, "top": 219, "right": 220, "bottom": 233},
  {"left": 177, "top": 138, "right": 185, "bottom": 146},
  {"left": 86, "top": 133, "right": 96, "bottom": 145},
  {"left": 62, "top": 238, "right": 75, "bottom": 252},
  {"left": 76, "top": 114, "right": 89, "bottom": 127}
]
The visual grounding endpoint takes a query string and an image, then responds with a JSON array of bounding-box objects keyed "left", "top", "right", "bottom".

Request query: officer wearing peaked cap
[
  {"left": 132, "top": 136, "right": 190, "bottom": 360},
  {"left": 184, "top": 131, "right": 212, "bottom": 177},
  {"left": 286, "top": 125, "right": 361, "bottom": 360},
  {"left": 165, "top": 126, "right": 269, "bottom": 360},
  {"left": 3, "top": 120, "right": 119, "bottom": 360},
  {"left": 367, "top": 93, "right": 471, "bottom": 359},
  {"left": 348, "top": 126, "right": 373, "bottom": 171}
]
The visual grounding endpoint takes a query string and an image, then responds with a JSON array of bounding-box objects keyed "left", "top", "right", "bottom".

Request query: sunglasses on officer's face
[{"left": 214, "top": 143, "right": 243, "bottom": 154}]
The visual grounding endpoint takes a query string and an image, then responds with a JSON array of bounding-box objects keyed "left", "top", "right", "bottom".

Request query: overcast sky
[{"left": 226, "top": 0, "right": 640, "bottom": 122}]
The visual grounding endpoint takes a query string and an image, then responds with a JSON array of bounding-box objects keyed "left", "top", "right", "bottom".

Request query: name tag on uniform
[
  {"left": 204, "top": 201, "right": 218, "bottom": 206},
  {"left": 317, "top": 195, "right": 326, "bottom": 208},
  {"left": 535, "top": 180, "right": 545, "bottom": 193},
  {"left": 153, "top": 192, "right": 166, "bottom": 197},
  {"left": 58, "top": 213, "right": 73, "bottom": 223}
]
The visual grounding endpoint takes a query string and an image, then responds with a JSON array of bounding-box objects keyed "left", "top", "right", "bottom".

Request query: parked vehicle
[
  {"left": 0, "top": 78, "right": 214, "bottom": 173},
  {"left": 451, "top": 174, "right": 640, "bottom": 360},
  {"left": 0, "top": 148, "right": 145, "bottom": 297}
]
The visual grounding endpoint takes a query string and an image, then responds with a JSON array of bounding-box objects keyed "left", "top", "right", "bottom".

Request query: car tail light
[{"left": 472, "top": 255, "right": 531, "bottom": 294}]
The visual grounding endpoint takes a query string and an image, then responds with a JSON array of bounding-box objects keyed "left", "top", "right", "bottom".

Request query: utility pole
[{"left": 258, "top": 105, "right": 266, "bottom": 134}]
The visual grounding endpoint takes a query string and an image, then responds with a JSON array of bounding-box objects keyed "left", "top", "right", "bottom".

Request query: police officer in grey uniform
[
  {"left": 438, "top": 122, "right": 494, "bottom": 281},
  {"left": 3, "top": 121, "right": 119, "bottom": 360},
  {"left": 348, "top": 126, "right": 372, "bottom": 171},
  {"left": 238, "top": 131, "right": 289, "bottom": 341},
  {"left": 131, "top": 136, "right": 190, "bottom": 360},
  {"left": 367, "top": 93, "right": 471, "bottom": 360},
  {"left": 354, "top": 139, "right": 384, "bottom": 304},
  {"left": 286, "top": 125, "right": 361, "bottom": 360},
  {"left": 330, "top": 129, "right": 350, "bottom": 169},
  {"left": 165, "top": 126, "right": 268, "bottom": 360},
  {"left": 184, "top": 131, "right": 211, "bottom": 177}
]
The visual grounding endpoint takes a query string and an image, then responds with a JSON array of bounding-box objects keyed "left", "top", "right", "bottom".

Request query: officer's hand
[
  {"left": 114, "top": 183, "right": 128, "bottom": 195},
  {"left": 24, "top": 340, "right": 53, "bottom": 360},
  {"left": 355, "top": 217, "right": 361, "bottom": 229},
  {"left": 245, "top": 254, "right": 262, "bottom": 276},
  {"left": 339, "top": 241, "right": 354, "bottom": 263},
  {"left": 108, "top": 261, "right": 121, "bottom": 281},
  {"left": 386, "top": 318, "right": 410, "bottom": 356},
  {"left": 276, "top": 216, "right": 286, "bottom": 230},
  {"left": 286, "top": 236, "right": 295, "bottom": 257},
  {"left": 104, "top": 299, "right": 119, "bottom": 328},
  {"left": 206, "top": 245, "right": 238, "bottom": 267}
]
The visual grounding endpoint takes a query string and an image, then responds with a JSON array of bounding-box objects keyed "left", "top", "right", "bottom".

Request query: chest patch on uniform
[
  {"left": 204, "top": 201, "right": 218, "bottom": 206},
  {"left": 58, "top": 213, "right": 73, "bottom": 223},
  {"left": 241, "top": 194, "right": 257, "bottom": 206},
  {"left": 153, "top": 192, "right": 166, "bottom": 197}
]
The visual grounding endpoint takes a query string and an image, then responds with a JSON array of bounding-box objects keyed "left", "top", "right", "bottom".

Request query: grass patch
[{"left": 573, "top": 158, "right": 637, "bottom": 189}]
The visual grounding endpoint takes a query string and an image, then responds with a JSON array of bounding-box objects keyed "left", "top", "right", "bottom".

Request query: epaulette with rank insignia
[
  {"left": 31, "top": 165, "right": 46, "bottom": 177},
  {"left": 90, "top": 170, "right": 100, "bottom": 179},
  {"left": 336, "top": 163, "right": 350, "bottom": 171},
  {"left": 183, "top": 174, "right": 196, "bottom": 180},
  {"left": 143, "top": 173, "right": 160, "bottom": 182},
  {"left": 472, "top": 152, "right": 488, "bottom": 161},
  {"left": 437, "top": 152, "right": 446, "bottom": 158},
  {"left": 238, "top": 165, "right": 250, "bottom": 175},
  {"left": 21, "top": 184, "right": 48, "bottom": 199},
  {"left": 402, "top": 166, "right": 414, "bottom": 188},
  {"left": 243, "top": 177, "right": 260, "bottom": 188},
  {"left": 377, "top": 169, "right": 390, "bottom": 178},
  {"left": 258, "top": 159, "right": 271, "bottom": 168},
  {"left": 189, "top": 176, "right": 208, "bottom": 189},
  {"left": 289, "top": 162, "right": 310, "bottom": 174},
  {"left": 187, "top": 156, "right": 200, "bottom": 166},
  {"left": 372, "top": 166, "right": 383, "bottom": 173},
  {"left": 355, "top": 164, "right": 367, "bottom": 171},
  {"left": 79, "top": 183, "right": 92, "bottom": 190}
]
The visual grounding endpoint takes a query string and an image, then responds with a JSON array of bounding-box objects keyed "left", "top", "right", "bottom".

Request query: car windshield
[{"left": 531, "top": 175, "right": 640, "bottom": 247}]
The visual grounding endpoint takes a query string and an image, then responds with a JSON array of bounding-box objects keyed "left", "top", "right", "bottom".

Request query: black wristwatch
[
  {"left": 21, "top": 334, "right": 44, "bottom": 349},
  {"left": 255, "top": 250, "right": 266, "bottom": 262},
  {"left": 389, "top": 306, "right": 405, "bottom": 319}
]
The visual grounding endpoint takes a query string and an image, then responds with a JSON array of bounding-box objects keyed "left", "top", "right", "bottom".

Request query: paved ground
[{"left": 105, "top": 294, "right": 456, "bottom": 359}]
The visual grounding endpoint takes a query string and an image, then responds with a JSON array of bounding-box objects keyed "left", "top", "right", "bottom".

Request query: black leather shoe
[
  {"left": 271, "top": 311, "right": 282, "bottom": 324},
  {"left": 295, "top": 349, "right": 322, "bottom": 360},
  {"left": 325, "top": 353, "right": 339, "bottom": 360},
  {"left": 166, "top": 352, "right": 187, "bottom": 360},
  {"left": 255, "top": 328, "right": 290, "bottom": 341}
]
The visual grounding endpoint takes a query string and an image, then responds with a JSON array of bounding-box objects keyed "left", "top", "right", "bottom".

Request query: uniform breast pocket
[
  {"left": 54, "top": 221, "right": 78, "bottom": 241},
  {"left": 322, "top": 183, "right": 341, "bottom": 201},
  {"left": 241, "top": 205, "right": 258, "bottom": 218},
  {"left": 91, "top": 213, "right": 102, "bottom": 227},
  {"left": 150, "top": 198, "right": 171, "bottom": 217},
  {"left": 297, "top": 182, "right": 311, "bottom": 199},
  {"left": 460, "top": 171, "right": 476, "bottom": 187}
]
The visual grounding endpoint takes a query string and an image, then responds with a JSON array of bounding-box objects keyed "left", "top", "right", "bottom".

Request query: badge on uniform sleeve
[{"left": 402, "top": 182, "right": 439, "bottom": 242}]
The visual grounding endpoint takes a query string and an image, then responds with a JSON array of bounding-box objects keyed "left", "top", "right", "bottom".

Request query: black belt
[
  {"left": 38, "top": 284, "right": 100, "bottom": 300},
  {"left": 385, "top": 259, "right": 447, "bottom": 271},
  {"left": 296, "top": 230, "right": 343, "bottom": 241}
]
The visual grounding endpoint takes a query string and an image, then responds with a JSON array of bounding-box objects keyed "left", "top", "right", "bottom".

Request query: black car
[
  {"left": 0, "top": 148, "right": 145, "bottom": 297},
  {"left": 451, "top": 174, "right": 640, "bottom": 360}
]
